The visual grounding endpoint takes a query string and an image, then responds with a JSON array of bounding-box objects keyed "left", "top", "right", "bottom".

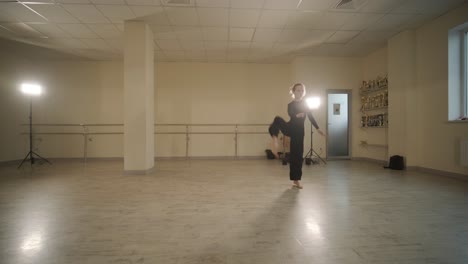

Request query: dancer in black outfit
[{"left": 269, "top": 83, "right": 325, "bottom": 189}]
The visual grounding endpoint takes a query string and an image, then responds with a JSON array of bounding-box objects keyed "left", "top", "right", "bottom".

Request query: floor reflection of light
[
  {"left": 21, "top": 232, "right": 43, "bottom": 252},
  {"left": 306, "top": 222, "right": 321, "bottom": 235}
]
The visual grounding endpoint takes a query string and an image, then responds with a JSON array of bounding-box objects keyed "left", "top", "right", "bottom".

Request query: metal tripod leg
[
  {"left": 32, "top": 151, "right": 52, "bottom": 165},
  {"left": 304, "top": 148, "right": 327, "bottom": 165},
  {"left": 18, "top": 151, "right": 52, "bottom": 169},
  {"left": 18, "top": 152, "right": 32, "bottom": 168}
]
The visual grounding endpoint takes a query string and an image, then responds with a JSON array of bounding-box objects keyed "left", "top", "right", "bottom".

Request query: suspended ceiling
[{"left": 0, "top": 0, "right": 466, "bottom": 62}]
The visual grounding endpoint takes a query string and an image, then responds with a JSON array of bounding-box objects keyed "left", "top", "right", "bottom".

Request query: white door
[{"left": 327, "top": 91, "right": 350, "bottom": 159}]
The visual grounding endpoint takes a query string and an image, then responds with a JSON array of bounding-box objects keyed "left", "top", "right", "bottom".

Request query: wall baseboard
[
  {"left": 155, "top": 156, "right": 265, "bottom": 160},
  {"left": 0, "top": 156, "right": 266, "bottom": 165},
  {"left": 352, "top": 157, "right": 468, "bottom": 181},
  {"left": 351, "top": 157, "right": 387, "bottom": 165},
  {"left": 406, "top": 166, "right": 468, "bottom": 181},
  {"left": 124, "top": 166, "right": 155, "bottom": 175},
  {"left": 3, "top": 157, "right": 466, "bottom": 181}
]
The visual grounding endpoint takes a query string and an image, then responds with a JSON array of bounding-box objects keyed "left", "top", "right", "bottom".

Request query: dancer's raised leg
[{"left": 268, "top": 116, "right": 289, "bottom": 159}]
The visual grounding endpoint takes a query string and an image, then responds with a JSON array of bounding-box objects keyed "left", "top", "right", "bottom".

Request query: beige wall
[
  {"left": 411, "top": 3, "right": 468, "bottom": 174},
  {"left": 0, "top": 59, "right": 292, "bottom": 161},
  {"left": 0, "top": 60, "right": 125, "bottom": 161},
  {"left": 291, "top": 57, "right": 363, "bottom": 158},
  {"left": 357, "top": 47, "right": 389, "bottom": 161},
  {"left": 154, "top": 62, "right": 292, "bottom": 157},
  {"left": 0, "top": 49, "right": 32, "bottom": 161}
]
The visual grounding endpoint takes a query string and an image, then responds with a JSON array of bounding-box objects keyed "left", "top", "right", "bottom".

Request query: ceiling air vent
[
  {"left": 335, "top": 0, "right": 367, "bottom": 10},
  {"left": 162, "top": 0, "right": 193, "bottom": 6}
]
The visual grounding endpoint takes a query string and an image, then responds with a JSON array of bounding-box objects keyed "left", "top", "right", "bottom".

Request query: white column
[
  {"left": 124, "top": 21, "right": 154, "bottom": 174},
  {"left": 388, "top": 30, "right": 419, "bottom": 166}
]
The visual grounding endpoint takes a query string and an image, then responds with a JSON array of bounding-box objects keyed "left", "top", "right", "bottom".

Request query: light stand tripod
[
  {"left": 304, "top": 124, "right": 326, "bottom": 165},
  {"left": 18, "top": 98, "right": 51, "bottom": 169}
]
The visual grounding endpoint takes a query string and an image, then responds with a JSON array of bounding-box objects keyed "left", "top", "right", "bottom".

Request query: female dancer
[{"left": 269, "top": 83, "right": 325, "bottom": 189}]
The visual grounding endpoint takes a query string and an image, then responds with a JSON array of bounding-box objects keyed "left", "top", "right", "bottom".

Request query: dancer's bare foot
[{"left": 292, "top": 181, "right": 303, "bottom": 189}]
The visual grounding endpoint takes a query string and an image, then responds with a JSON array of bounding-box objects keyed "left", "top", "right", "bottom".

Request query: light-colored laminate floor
[{"left": 0, "top": 159, "right": 467, "bottom": 264}]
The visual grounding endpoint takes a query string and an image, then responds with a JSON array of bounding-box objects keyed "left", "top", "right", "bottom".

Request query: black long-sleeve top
[{"left": 287, "top": 100, "right": 319, "bottom": 136}]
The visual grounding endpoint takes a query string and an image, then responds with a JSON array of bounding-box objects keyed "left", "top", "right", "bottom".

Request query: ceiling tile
[
  {"left": 325, "top": 30, "right": 359, "bottom": 43},
  {"left": 367, "top": 13, "right": 414, "bottom": 31},
  {"left": 28, "top": 23, "right": 71, "bottom": 38},
  {"left": 135, "top": 7, "right": 170, "bottom": 24},
  {"left": 229, "top": 27, "right": 254, "bottom": 41},
  {"left": 87, "top": 23, "right": 121, "bottom": 38},
  {"left": 202, "top": 27, "right": 228, "bottom": 40},
  {"left": 114, "top": 23, "right": 124, "bottom": 31},
  {"left": 173, "top": 26, "right": 203, "bottom": 40},
  {"left": 314, "top": 11, "right": 355, "bottom": 30},
  {"left": 91, "top": 0, "right": 125, "bottom": 4},
  {"left": 130, "top": 6, "right": 165, "bottom": 17},
  {"left": 62, "top": 4, "right": 110, "bottom": 23},
  {"left": 340, "top": 13, "right": 384, "bottom": 30},
  {"left": 345, "top": 42, "right": 384, "bottom": 57},
  {"left": 252, "top": 28, "right": 282, "bottom": 42},
  {"left": 26, "top": 5, "right": 80, "bottom": 23},
  {"left": 185, "top": 50, "right": 206, "bottom": 61},
  {"left": 204, "top": 40, "right": 227, "bottom": 50},
  {"left": 296, "top": 29, "right": 334, "bottom": 49},
  {"left": 58, "top": 23, "right": 100, "bottom": 38},
  {"left": 105, "top": 37, "right": 123, "bottom": 50},
  {"left": 263, "top": 0, "right": 301, "bottom": 10},
  {"left": 0, "top": 22, "right": 45, "bottom": 38},
  {"left": 197, "top": 8, "right": 229, "bottom": 26},
  {"left": 250, "top": 41, "right": 273, "bottom": 50},
  {"left": 349, "top": 30, "right": 397, "bottom": 44},
  {"left": 360, "top": 0, "right": 406, "bottom": 13},
  {"left": 0, "top": 6, "right": 18, "bottom": 23},
  {"left": 165, "top": 7, "right": 199, "bottom": 26},
  {"left": 297, "top": 0, "right": 335, "bottom": 11},
  {"left": 402, "top": 14, "right": 438, "bottom": 30},
  {"left": 54, "top": 38, "right": 88, "bottom": 49},
  {"left": 195, "top": 0, "right": 230, "bottom": 8},
  {"left": 229, "top": 9, "right": 260, "bottom": 27},
  {"left": 284, "top": 11, "right": 322, "bottom": 29},
  {"left": 56, "top": 0, "right": 92, "bottom": 3},
  {"left": 180, "top": 40, "right": 205, "bottom": 50},
  {"left": 19, "top": 0, "right": 57, "bottom": 3},
  {"left": 163, "top": 50, "right": 185, "bottom": 60},
  {"left": 150, "top": 25, "right": 178, "bottom": 39},
  {"left": 230, "top": 0, "right": 265, "bottom": 9},
  {"left": 126, "top": 0, "right": 162, "bottom": 5},
  {"left": 258, "top": 10, "right": 290, "bottom": 28},
  {"left": 156, "top": 38, "right": 182, "bottom": 49},
  {"left": 228, "top": 51, "right": 249, "bottom": 62},
  {"left": 206, "top": 50, "right": 226, "bottom": 59},
  {"left": 277, "top": 29, "right": 309, "bottom": 42},
  {"left": 81, "top": 38, "right": 112, "bottom": 50},
  {"left": 392, "top": 0, "right": 466, "bottom": 14},
  {"left": 0, "top": 3, "right": 47, "bottom": 23},
  {"left": 96, "top": 5, "right": 136, "bottom": 23},
  {"left": 228, "top": 41, "right": 250, "bottom": 51},
  {"left": 272, "top": 42, "right": 297, "bottom": 52}
]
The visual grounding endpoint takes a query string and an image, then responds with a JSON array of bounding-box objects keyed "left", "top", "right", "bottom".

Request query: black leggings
[{"left": 269, "top": 116, "right": 304, "bottom": 181}]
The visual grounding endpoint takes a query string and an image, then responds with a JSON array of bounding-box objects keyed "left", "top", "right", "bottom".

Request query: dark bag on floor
[{"left": 384, "top": 155, "right": 405, "bottom": 170}]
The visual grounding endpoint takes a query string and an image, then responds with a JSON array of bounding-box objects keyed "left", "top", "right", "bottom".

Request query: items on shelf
[
  {"left": 360, "top": 91, "right": 388, "bottom": 111},
  {"left": 360, "top": 75, "right": 388, "bottom": 94},
  {"left": 361, "top": 113, "right": 388, "bottom": 128}
]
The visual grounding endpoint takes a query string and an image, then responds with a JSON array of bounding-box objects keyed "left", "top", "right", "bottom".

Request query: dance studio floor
[{"left": 0, "top": 159, "right": 467, "bottom": 264}]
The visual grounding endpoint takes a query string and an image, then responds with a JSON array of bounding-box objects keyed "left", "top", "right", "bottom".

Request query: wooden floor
[{"left": 0, "top": 159, "right": 467, "bottom": 264}]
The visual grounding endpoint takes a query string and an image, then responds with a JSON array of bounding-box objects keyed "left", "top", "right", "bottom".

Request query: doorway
[{"left": 327, "top": 90, "right": 351, "bottom": 159}]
